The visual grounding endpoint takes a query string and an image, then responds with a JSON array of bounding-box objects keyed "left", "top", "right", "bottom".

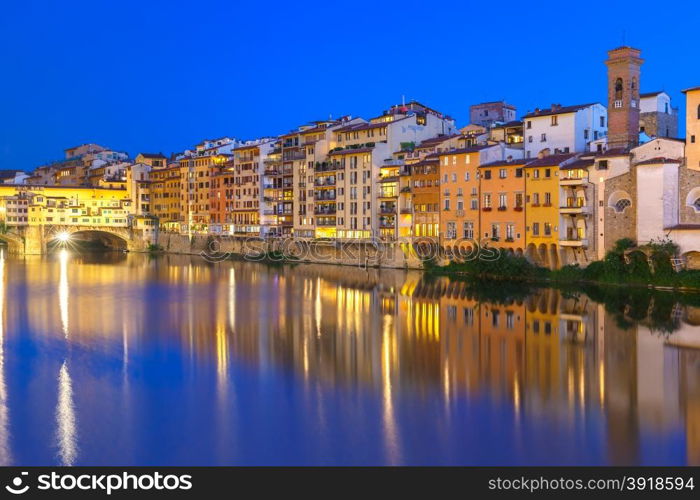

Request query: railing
[
  {"left": 315, "top": 163, "right": 343, "bottom": 172},
  {"left": 314, "top": 208, "right": 336, "bottom": 215},
  {"left": 315, "top": 179, "right": 336, "bottom": 187}
]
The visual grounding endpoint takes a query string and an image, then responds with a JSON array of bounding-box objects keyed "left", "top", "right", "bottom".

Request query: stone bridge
[{"left": 0, "top": 225, "right": 152, "bottom": 254}]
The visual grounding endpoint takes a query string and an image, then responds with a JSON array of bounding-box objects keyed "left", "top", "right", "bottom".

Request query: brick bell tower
[{"left": 605, "top": 46, "right": 644, "bottom": 150}]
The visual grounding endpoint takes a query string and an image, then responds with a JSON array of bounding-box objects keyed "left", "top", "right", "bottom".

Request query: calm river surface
[{"left": 0, "top": 248, "right": 698, "bottom": 465}]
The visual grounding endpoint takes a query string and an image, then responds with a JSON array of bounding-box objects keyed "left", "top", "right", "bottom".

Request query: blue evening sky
[{"left": 1, "top": 0, "right": 698, "bottom": 171}]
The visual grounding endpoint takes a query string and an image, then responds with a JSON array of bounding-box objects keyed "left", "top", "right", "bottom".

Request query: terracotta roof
[
  {"left": 492, "top": 120, "right": 523, "bottom": 128},
  {"left": 635, "top": 157, "right": 682, "bottom": 165},
  {"left": 523, "top": 153, "right": 576, "bottom": 167},
  {"left": 640, "top": 91, "right": 665, "bottom": 99},
  {"left": 233, "top": 144, "right": 261, "bottom": 151},
  {"left": 138, "top": 153, "right": 166, "bottom": 159},
  {"left": 478, "top": 158, "right": 530, "bottom": 168},
  {"left": 300, "top": 124, "right": 337, "bottom": 135},
  {"left": 416, "top": 134, "right": 459, "bottom": 147},
  {"left": 681, "top": 86, "right": 700, "bottom": 94},
  {"left": 327, "top": 147, "right": 373, "bottom": 156},
  {"left": 560, "top": 158, "right": 594, "bottom": 170},
  {"left": 411, "top": 158, "right": 439, "bottom": 167},
  {"left": 665, "top": 224, "right": 700, "bottom": 230},
  {"left": 597, "top": 148, "right": 630, "bottom": 158},
  {"left": 429, "top": 145, "right": 490, "bottom": 158},
  {"left": 334, "top": 116, "right": 410, "bottom": 133},
  {"left": 522, "top": 103, "right": 598, "bottom": 119}
]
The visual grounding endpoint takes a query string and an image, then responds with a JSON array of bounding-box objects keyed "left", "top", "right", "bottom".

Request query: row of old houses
[{"left": 4, "top": 45, "right": 700, "bottom": 267}]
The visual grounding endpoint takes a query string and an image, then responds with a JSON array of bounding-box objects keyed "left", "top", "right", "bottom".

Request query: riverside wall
[{"left": 156, "top": 232, "right": 426, "bottom": 269}]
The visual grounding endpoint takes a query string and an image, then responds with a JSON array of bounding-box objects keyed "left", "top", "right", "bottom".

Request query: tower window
[{"left": 615, "top": 78, "right": 623, "bottom": 100}]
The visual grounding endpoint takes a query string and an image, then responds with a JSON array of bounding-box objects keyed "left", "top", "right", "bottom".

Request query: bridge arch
[
  {"left": 0, "top": 231, "right": 24, "bottom": 253},
  {"left": 45, "top": 227, "right": 129, "bottom": 251}
]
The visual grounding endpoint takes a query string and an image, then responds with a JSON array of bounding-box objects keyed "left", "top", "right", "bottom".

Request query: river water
[{"left": 0, "top": 248, "right": 698, "bottom": 465}]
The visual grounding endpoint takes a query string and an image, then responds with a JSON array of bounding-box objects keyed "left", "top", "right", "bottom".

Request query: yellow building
[
  {"left": 438, "top": 146, "right": 487, "bottom": 249},
  {"left": 150, "top": 163, "right": 182, "bottom": 229},
  {"left": 0, "top": 185, "right": 133, "bottom": 228},
  {"left": 524, "top": 154, "right": 575, "bottom": 268}
]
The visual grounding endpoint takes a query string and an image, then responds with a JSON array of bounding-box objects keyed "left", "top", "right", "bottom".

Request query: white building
[{"left": 523, "top": 103, "right": 607, "bottom": 158}]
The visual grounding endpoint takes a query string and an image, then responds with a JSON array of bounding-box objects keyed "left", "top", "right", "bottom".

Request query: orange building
[
  {"left": 478, "top": 158, "right": 528, "bottom": 253},
  {"left": 209, "top": 159, "right": 235, "bottom": 229},
  {"left": 438, "top": 146, "right": 487, "bottom": 248}
]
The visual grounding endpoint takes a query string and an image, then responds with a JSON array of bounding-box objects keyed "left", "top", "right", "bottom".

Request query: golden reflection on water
[
  {"left": 0, "top": 249, "right": 11, "bottom": 464},
  {"left": 7, "top": 252, "right": 700, "bottom": 464}
]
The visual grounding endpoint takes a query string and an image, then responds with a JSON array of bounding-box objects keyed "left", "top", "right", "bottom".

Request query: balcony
[
  {"left": 383, "top": 159, "right": 404, "bottom": 166},
  {"left": 315, "top": 179, "right": 336, "bottom": 187},
  {"left": 283, "top": 151, "right": 306, "bottom": 161},
  {"left": 315, "top": 194, "right": 336, "bottom": 202},
  {"left": 560, "top": 176, "right": 586, "bottom": 186},
  {"left": 560, "top": 200, "right": 591, "bottom": 215},
  {"left": 400, "top": 207, "right": 412, "bottom": 214},
  {"left": 497, "top": 206, "right": 507, "bottom": 211},
  {"left": 559, "top": 238, "right": 589, "bottom": 247},
  {"left": 400, "top": 186, "right": 411, "bottom": 193},
  {"left": 314, "top": 208, "right": 336, "bottom": 215},
  {"left": 315, "top": 162, "right": 343, "bottom": 172},
  {"left": 379, "top": 205, "right": 396, "bottom": 215}
]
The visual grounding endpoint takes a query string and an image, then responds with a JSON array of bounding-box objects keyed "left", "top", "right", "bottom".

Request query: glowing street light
[{"left": 56, "top": 232, "right": 71, "bottom": 244}]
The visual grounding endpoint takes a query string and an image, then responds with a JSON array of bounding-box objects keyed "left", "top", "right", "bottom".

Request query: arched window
[
  {"left": 608, "top": 190, "right": 632, "bottom": 213},
  {"left": 631, "top": 77, "right": 636, "bottom": 90},
  {"left": 614, "top": 199, "right": 631, "bottom": 213},
  {"left": 685, "top": 187, "right": 700, "bottom": 213},
  {"left": 615, "top": 78, "right": 623, "bottom": 100}
]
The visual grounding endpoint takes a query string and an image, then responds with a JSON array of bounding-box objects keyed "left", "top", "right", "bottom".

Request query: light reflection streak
[
  {"left": 55, "top": 250, "right": 77, "bottom": 465},
  {"left": 0, "top": 249, "right": 11, "bottom": 464},
  {"left": 58, "top": 249, "right": 69, "bottom": 338},
  {"left": 381, "top": 313, "right": 399, "bottom": 464},
  {"left": 56, "top": 361, "right": 77, "bottom": 465}
]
